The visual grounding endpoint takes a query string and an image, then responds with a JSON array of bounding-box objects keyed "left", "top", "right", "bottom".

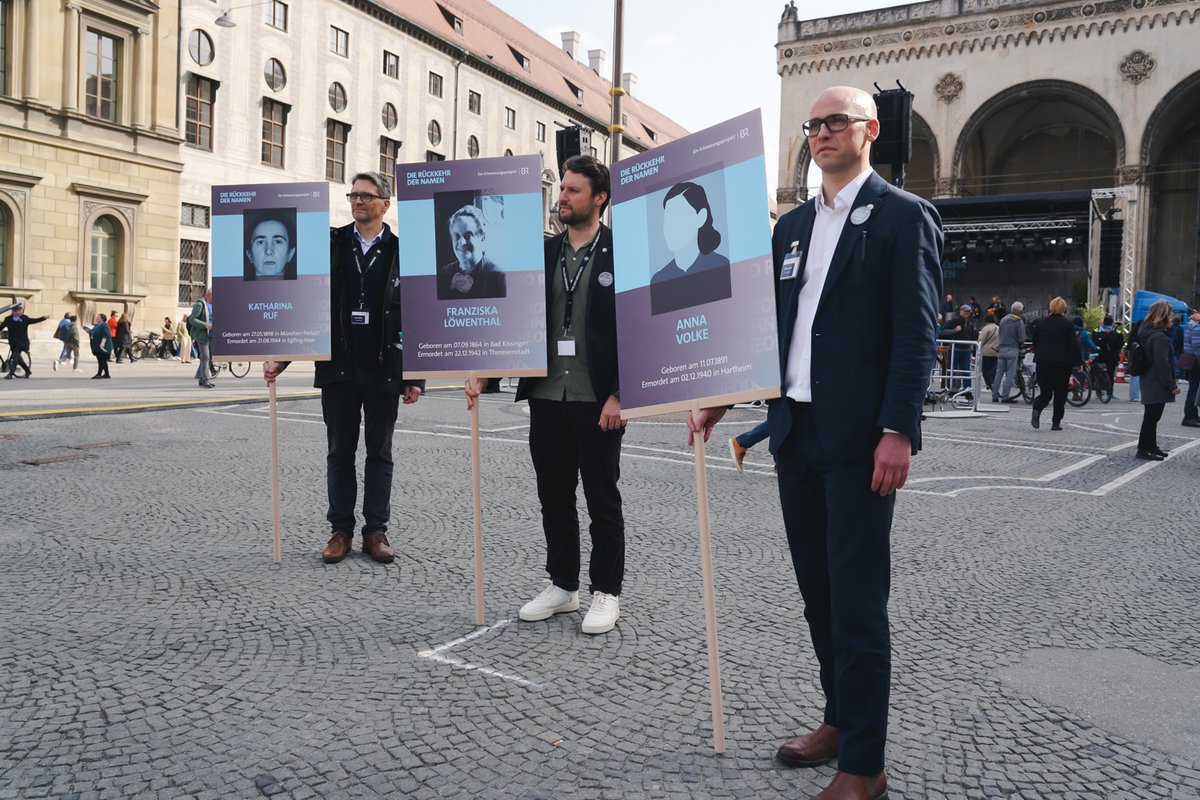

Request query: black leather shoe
[
  {"left": 1152, "top": 447, "right": 1169, "bottom": 457},
  {"left": 1183, "top": 419, "right": 1200, "bottom": 428},
  {"left": 1135, "top": 450, "right": 1165, "bottom": 461},
  {"left": 1050, "top": 423, "right": 1063, "bottom": 431},
  {"left": 1031, "top": 408, "right": 1041, "bottom": 429}
]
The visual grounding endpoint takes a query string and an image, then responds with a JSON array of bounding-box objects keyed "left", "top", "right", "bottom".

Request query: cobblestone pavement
[{"left": 1, "top": 382, "right": 1198, "bottom": 799}]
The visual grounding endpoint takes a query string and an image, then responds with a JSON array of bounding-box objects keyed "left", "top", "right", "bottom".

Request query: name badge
[
  {"left": 351, "top": 310, "right": 370, "bottom": 325},
  {"left": 780, "top": 250, "right": 803, "bottom": 281},
  {"left": 557, "top": 340, "right": 576, "bottom": 357}
]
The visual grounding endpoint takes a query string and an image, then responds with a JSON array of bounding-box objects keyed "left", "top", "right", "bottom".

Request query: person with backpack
[
  {"left": 1134, "top": 299, "right": 1180, "bottom": 460},
  {"left": 1093, "top": 316, "right": 1124, "bottom": 397}
]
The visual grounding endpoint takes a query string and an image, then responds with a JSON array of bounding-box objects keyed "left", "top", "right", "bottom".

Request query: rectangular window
[
  {"left": 185, "top": 74, "right": 216, "bottom": 151},
  {"left": 508, "top": 46, "right": 530, "bottom": 72},
  {"left": 325, "top": 120, "right": 348, "bottom": 183},
  {"left": 438, "top": 4, "right": 464, "bottom": 35},
  {"left": 180, "top": 203, "right": 211, "bottom": 228},
  {"left": 383, "top": 50, "right": 399, "bottom": 79},
  {"left": 379, "top": 136, "right": 401, "bottom": 177},
  {"left": 536, "top": 121, "right": 546, "bottom": 142},
  {"left": 179, "top": 241, "right": 209, "bottom": 305},
  {"left": 504, "top": 107, "right": 516, "bottom": 130},
  {"left": 468, "top": 90, "right": 481, "bottom": 115},
  {"left": 264, "top": 1, "right": 287, "bottom": 31},
  {"left": 84, "top": 29, "right": 119, "bottom": 122},
  {"left": 426, "top": 151, "right": 445, "bottom": 162},
  {"left": 261, "top": 98, "right": 285, "bottom": 167},
  {"left": 428, "top": 71, "right": 443, "bottom": 98},
  {"left": 329, "top": 26, "right": 348, "bottom": 57}
]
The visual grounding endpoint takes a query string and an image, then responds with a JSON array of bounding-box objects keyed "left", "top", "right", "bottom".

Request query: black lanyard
[
  {"left": 558, "top": 230, "right": 600, "bottom": 334},
  {"left": 352, "top": 242, "right": 381, "bottom": 310}
]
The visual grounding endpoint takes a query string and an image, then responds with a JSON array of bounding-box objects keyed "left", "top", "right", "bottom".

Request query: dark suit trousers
[
  {"left": 321, "top": 369, "right": 401, "bottom": 537},
  {"left": 528, "top": 399, "right": 625, "bottom": 596},
  {"left": 1032, "top": 364, "right": 1070, "bottom": 424},
  {"left": 776, "top": 402, "right": 893, "bottom": 776}
]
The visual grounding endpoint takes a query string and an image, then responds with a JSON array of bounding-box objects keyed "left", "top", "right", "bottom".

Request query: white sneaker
[
  {"left": 72, "top": 367, "right": 82, "bottom": 372},
  {"left": 518, "top": 583, "right": 579, "bottom": 621},
  {"left": 581, "top": 592, "right": 620, "bottom": 635}
]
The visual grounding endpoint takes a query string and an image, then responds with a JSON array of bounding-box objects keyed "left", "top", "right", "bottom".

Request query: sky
[{"left": 491, "top": 0, "right": 896, "bottom": 196}]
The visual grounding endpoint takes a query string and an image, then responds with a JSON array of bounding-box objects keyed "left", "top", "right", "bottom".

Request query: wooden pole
[
  {"left": 470, "top": 373, "right": 485, "bottom": 626},
  {"left": 269, "top": 380, "right": 282, "bottom": 565},
  {"left": 691, "top": 403, "right": 726, "bottom": 753}
]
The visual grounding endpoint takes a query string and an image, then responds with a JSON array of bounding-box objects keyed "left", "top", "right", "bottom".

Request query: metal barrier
[{"left": 926, "top": 339, "right": 981, "bottom": 413}]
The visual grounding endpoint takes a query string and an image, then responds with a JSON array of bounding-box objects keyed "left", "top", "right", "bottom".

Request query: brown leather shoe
[
  {"left": 362, "top": 531, "right": 395, "bottom": 564},
  {"left": 812, "top": 771, "right": 888, "bottom": 800},
  {"left": 776, "top": 723, "right": 838, "bottom": 767},
  {"left": 321, "top": 531, "right": 352, "bottom": 564}
]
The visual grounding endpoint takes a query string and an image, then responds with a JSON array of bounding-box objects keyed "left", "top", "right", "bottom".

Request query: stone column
[
  {"left": 131, "top": 28, "right": 147, "bottom": 128},
  {"left": 21, "top": 0, "right": 38, "bottom": 101},
  {"left": 62, "top": 4, "right": 81, "bottom": 112}
]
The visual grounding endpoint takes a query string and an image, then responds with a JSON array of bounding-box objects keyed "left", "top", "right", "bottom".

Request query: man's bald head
[{"left": 811, "top": 86, "right": 877, "bottom": 120}]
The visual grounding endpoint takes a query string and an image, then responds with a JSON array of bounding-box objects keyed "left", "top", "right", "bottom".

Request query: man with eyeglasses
[
  {"left": 263, "top": 172, "right": 424, "bottom": 565},
  {"left": 688, "top": 86, "right": 942, "bottom": 800}
]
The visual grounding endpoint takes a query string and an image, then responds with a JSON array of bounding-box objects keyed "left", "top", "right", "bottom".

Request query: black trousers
[
  {"left": 528, "top": 398, "right": 625, "bottom": 596},
  {"left": 321, "top": 370, "right": 401, "bottom": 537},
  {"left": 94, "top": 353, "right": 110, "bottom": 377},
  {"left": 6, "top": 348, "right": 29, "bottom": 376},
  {"left": 1033, "top": 364, "right": 1071, "bottom": 424},
  {"left": 776, "top": 402, "right": 893, "bottom": 776},
  {"left": 1139, "top": 402, "right": 1165, "bottom": 452}
]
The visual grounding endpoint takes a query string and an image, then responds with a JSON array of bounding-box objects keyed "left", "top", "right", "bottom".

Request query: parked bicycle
[
  {"left": 1066, "top": 358, "right": 1113, "bottom": 408},
  {"left": 131, "top": 331, "right": 162, "bottom": 361},
  {"left": 212, "top": 360, "right": 251, "bottom": 378},
  {"left": 1014, "top": 346, "right": 1038, "bottom": 404}
]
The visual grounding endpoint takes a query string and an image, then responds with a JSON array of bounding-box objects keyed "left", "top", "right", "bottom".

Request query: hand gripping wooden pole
[
  {"left": 469, "top": 373, "right": 486, "bottom": 626},
  {"left": 269, "top": 380, "right": 282, "bottom": 564},
  {"left": 691, "top": 403, "right": 727, "bottom": 753}
]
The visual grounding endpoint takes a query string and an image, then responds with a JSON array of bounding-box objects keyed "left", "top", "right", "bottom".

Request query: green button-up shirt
[{"left": 529, "top": 238, "right": 596, "bottom": 402}]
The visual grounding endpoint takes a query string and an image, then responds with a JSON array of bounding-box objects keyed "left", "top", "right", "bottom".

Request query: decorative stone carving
[
  {"left": 1117, "top": 165, "right": 1146, "bottom": 185},
  {"left": 935, "top": 73, "right": 965, "bottom": 104},
  {"left": 1119, "top": 50, "right": 1156, "bottom": 85}
]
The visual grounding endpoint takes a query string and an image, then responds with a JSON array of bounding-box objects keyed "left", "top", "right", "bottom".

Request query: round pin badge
[
  {"left": 850, "top": 204, "right": 873, "bottom": 225},
  {"left": 597, "top": 271, "right": 614, "bottom": 287}
]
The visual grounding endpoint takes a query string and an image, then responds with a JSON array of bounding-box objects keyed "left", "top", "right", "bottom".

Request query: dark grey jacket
[
  {"left": 1138, "top": 325, "right": 1178, "bottom": 405},
  {"left": 997, "top": 313, "right": 1026, "bottom": 351}
]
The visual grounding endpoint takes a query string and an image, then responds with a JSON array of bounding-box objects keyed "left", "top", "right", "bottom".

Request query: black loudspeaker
[
  {"left": 556, "top": 127, "right": 591, "bottom": 177},
  {"left": 870, "top": 89, "right": 912, "bottom": 166},
  {"left": 1097, "top": 219, "right": 1124, "bottom": 288}
]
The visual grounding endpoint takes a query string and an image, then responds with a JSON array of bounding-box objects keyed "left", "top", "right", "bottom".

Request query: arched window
[
  {"left": 264, "top": 58, "right": 286, "bottom": 91},
  {"left": 382, "top": 102, "right": 397, "bottom": 131},
  {"left": 90, "top": 216, "right": 119, "bottom": 292},
  {"left": 467, "top": 135, "right": 480, "bottom": 158},
  {"left": 328, "top": 82, "right": 347, "bottom": 113},
  {"left": 0, "top": 205, "right": 9, "bottom": 285}
]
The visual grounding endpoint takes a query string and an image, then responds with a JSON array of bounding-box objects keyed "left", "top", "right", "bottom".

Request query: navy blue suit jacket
[{"left": 767, "top": 171, "right": 943, "bottom": 460}]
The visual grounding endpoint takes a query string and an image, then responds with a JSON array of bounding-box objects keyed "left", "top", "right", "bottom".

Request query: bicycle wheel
[
  {"left": 228, "top": 360, "right": 251, "bottom": 378},
  {"left": 1019, "top": 365, "right": 1037, "bottom": 403},
  {"left": 1066, "top": 368, "right": 1091, "bottom": 407},
  {"left": 1092, "top": 364, "right": 1113, "bottom": 403}
]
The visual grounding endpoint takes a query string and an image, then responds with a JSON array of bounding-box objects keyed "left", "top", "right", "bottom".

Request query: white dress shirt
[{"left": 784, "top": 167, "right": 875, "bottom": 402}]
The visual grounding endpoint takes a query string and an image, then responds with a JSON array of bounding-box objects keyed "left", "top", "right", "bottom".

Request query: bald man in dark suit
[{"left": 691, "top": 86, "right": 943, "bottom": 800}]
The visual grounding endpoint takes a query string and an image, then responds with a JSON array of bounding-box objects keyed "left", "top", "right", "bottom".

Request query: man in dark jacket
[
  {"left": 940, "top": 304, "right": 978, "bottom": 392},
  {"left": 263, "top": 171, "right": 424, "bottom": 564},
  {"left": 466, "top": 155, "right": 625, "bottom": 636},
  {"left": 1, "top": 303, "right": 48, "bottom": 378}
]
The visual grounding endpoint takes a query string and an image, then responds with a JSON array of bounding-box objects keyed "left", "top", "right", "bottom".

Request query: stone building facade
[
  {"left": 0, "top": 0, "right": 182, "bottom": 358},
  {"left": 776, "top": 0, "right": 1200, "bottom": 317},
  {"left": 176, "top": 0, "right": 686, "bottom": 310}
]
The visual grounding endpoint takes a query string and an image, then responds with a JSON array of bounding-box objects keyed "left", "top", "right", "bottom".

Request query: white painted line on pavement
[
  {"left": 417, "top": 619, "right": 544, "bottom": 690},
  {"left": 1089, "top": 436, "right": 1200, "bottom": 496}
]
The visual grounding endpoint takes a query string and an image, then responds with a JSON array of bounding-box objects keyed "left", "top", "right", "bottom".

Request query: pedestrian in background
[
  {"left": 995, "top": 301, "right": 1026, "bottom": 403},
  {"left": 52, "top": 313, "right": 72, "bottom": 370},
  {"left": 1094, "top": 316, "right": 1124, "bottom": 399},
  {"left": 189, "top": 290, "right": 214, "bottom": 388},
  {"left": 1030, "top": 296, "right": 1080, "bottom": 431},
  {"left": 1, "top": 303, "right": 47, "bottom": 379},
  {"left": 977, "top": 313, "right": 999, "bottom": 395},
  {"left": 63, "top": 315, "right": 80, "bottom": 371},
  {"left": 177, "top": 314, "right": 192, "bottom": 364},
  {"left": 158, "top": 316, "right": 177, "bottom": 359},
  {"left": 114, "top": 313, "right": 136, "bottom": 363},
  {"left": 1135, "top": 300, "right": 1180, "bottom": 460},
  {"left": 88, "top": 312, "right": 113, "bottom": 379},
  {"left": 1179, "top": 308, "right": 1200, "bottom": 428}
]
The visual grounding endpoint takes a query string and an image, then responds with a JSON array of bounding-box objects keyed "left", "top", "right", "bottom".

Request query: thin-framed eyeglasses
[
  {"left": 802, "top": 114, "right": 872, "bottom": 137},
  {"left": 346, "top": 192, "right": 383, "bottom": 203}
]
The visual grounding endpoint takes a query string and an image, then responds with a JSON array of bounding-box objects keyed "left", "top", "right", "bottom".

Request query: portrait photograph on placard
[
  {"left": 611, "top": 110, "right": 779, "bottom": 417},
  {"left": 394, "top": 154, "right": 546, "bottom": 378},
  {"left": 210, "top": 182, "right": 331, "bottom": 361}
]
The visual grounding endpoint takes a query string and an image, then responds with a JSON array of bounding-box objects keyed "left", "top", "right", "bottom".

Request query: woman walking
[
  {"left": 1135, "top": 299, "right": 1180, "bottom": 460},
  {"left": 1030, "top": 296, "right": 1081, "bottom": 431},
  {"left": 89, "top": 312, "right": 113, "bottom": 378},
  {"left": 158, "top": 315, "right": 177, "bottom": 359},
  {"left": 114, "top": 313, "right": 136, "bottom": 363},
  {"left": 978, "top": 312, "right": 1000, "bottom": 396}
]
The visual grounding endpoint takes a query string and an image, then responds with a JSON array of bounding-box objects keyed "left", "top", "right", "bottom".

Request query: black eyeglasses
[
  {"left": 346, "top": 192, "right": 383, "bottom": 203},
  {"left": 802, "top": 114, "right": 872, "bottom": 137}
]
